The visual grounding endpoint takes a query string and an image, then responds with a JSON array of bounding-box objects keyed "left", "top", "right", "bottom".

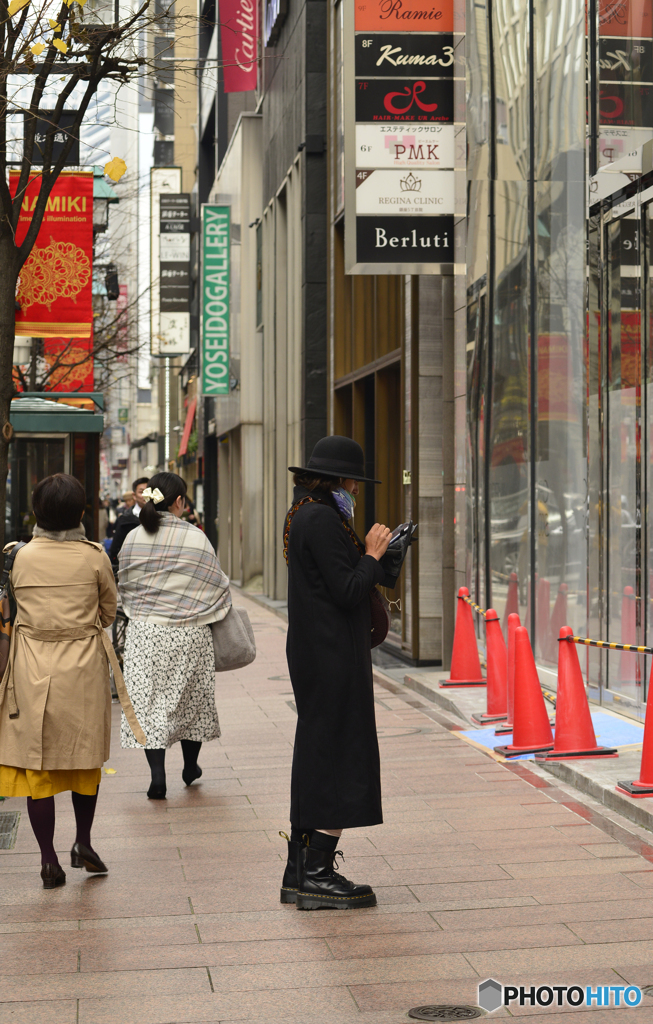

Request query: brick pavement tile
[
  {"left": 623, "top": 871, "right": 653, "bottom": 887},
  {"left": 77, "top": 988, "right": 358, "bottom": 1024},
  {"left": 432, "top": 897, "right": 653, "bottom": 930},
  {"left": 80, "top": 936, "right": 333, "bottom": 972},
  {"left": 348, "top": 978, "right": 490, "bottom": 1012},
  {"left": 195, "top": 909, "right": 442, "bottom": 943},
  {"left": 568, "top": 917, "right": 653, "bottom": 942},
  {"left": 500, "top": 857, "right": 647, "bottom": 879},
  {"left": 326, "top": 923, "right": 581, "bottom": 960},
  {"left": 581, "top": 842, "right": 638, "bottom": 857},
  {"left": 466, "top": 939, "right": 653, "bottom": 974},
  {"left": 203, "top": 951, "right": 475, "bottom": 991},
  {"left": 0, "top": 967, "right": 211, "bottom": 1002},
  {"left": 0, "top": 1000, "right": 78, "bottom": 1024},
  {"left": 409, "top": 872, "right": 649, "bottom": 905},
  {"left": 382, "top": 846, "right": 595, "bottom": 869}
]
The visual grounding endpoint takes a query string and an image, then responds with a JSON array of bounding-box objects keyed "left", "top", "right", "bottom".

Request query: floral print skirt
[{"left": 120, "top": 621, "right": 220, "bottom": 749}]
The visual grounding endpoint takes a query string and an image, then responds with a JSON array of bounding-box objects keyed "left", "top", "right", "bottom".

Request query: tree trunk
[{"left": 0, "top": 235, "right": 21, "bottom": 564}]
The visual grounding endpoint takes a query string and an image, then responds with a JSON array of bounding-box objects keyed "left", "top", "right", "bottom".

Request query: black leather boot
[
  {"left": 279, "top": 831, "right": 302, "bottom": 904},
  {"left": 296, "top": 845, "right": 376, "bottom": 910}
]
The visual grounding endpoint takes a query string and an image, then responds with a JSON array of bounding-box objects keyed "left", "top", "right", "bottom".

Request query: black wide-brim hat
[{"left": 289, "top": 435, "right": 381, "bottom": 484}]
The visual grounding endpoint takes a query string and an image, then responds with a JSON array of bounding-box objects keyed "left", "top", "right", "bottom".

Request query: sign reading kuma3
[{"left": 201, "top": 205, "right": 230, "bottom": 396}]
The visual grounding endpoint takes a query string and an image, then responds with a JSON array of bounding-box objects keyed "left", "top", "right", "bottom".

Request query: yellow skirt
[{"left": 0, "top": 765, "right": 102, "bottom": 799}]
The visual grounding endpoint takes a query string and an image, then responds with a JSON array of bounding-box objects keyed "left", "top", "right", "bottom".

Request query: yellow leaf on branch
[
  {"left": 48, "top": 19, "right": 61, "bottom": 29},
  {"left": 52, "top": 38, "right": 68, "bottom": 53},
  {"left": 104, "top": 157, "right": 127, "bottom": 182},
  {"left": 7, "top": 0, "right": 29, "bottom": 16},
  {"left": 30, "top": 42, "right": 45, "bottom": 55}
]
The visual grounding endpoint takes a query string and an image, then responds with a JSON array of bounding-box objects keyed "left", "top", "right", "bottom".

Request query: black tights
[
  {"left": 26, "top": 788, "right": 98, "bottom": 866},
  {"left": 145, "top": 741, "right": 202, "bottom": 785}
]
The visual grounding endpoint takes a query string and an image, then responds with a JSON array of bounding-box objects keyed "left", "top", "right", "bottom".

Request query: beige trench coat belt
[{"left": 0, "top": 622, "right": 148, "bottom": 747}]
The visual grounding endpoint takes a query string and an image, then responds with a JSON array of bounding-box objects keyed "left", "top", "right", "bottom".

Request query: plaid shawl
[{"left": 118, "top": 513, "right": 231, "bottom": 627}]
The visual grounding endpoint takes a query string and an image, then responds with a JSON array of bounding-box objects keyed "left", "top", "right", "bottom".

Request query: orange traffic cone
[
  {"left": 544, "top": 584, "right": 568, "bottom": 661},
  {"left": 442, "top": 588, "right": 486, "bottom": 687},
  {"left": 535, "top": 627, "right": 617, "bottom": 761},
  {"left": 472, "top": 610, "right": 508, "bottom": 724},
  {"left": 494, "top": 627, "right": 554, "bottom": 757},
  {"left": 616, "top": 659, "right": 653, "bottom": 797},
  {"left": 502, "top": 572, "right": 519, "bottom": 638},
  {"left": 495, "top": 613, "right": 520, "bottom": 735},
  {"left": 620, "top": 586, "right": 638, "bottom": 682}
]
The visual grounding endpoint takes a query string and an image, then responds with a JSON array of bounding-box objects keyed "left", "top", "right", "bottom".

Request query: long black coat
[{"left": 285, "top": 485, "right": 386, "bottom": 829}]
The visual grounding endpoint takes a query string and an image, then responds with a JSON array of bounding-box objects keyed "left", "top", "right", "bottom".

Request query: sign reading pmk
[{"left": 201, "top": 205, "right": 230, "bottom": 396}]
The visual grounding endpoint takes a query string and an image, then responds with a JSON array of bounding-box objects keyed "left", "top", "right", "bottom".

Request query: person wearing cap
[{"left": 280, "top": 436, "right": 392, "bottom": 910}]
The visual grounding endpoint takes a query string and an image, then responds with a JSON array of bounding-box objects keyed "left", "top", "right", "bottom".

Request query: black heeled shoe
[
  {"left": 147, "top": 782, "right": 167, "bottom": 799},
  {"left": 71, "top": 842, "right": 108, "bottom": 873},
  {"left": 182, "top": 764, "right": 202, "bottom": 786},
  {"left": 41, "top": 863, "right": 66, "bottom": 889}
]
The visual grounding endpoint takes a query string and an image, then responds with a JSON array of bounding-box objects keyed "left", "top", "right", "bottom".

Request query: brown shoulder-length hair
[{"left": 293, "top": 472, "right": 340, "bottom": 494}]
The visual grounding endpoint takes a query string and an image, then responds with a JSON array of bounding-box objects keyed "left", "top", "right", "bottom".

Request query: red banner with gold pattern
[{"left": 11, "top": 171, "right": 93, "bottom": 338}]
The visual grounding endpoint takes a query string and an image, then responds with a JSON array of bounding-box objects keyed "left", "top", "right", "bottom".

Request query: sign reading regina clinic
[{"left": 201, "top": 205, "right": 230, "bottom": 396}]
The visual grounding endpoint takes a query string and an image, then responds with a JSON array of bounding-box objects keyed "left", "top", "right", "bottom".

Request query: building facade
[{"left": 465, "top": 0, "right": 653, "bottom": 717}]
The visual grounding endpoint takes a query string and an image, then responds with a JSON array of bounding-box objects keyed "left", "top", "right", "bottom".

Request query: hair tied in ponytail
[{"left": 139, "top": 472, "right": 187, "bottom": 535}]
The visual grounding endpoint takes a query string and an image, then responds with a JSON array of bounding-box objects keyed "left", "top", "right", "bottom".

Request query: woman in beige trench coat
[{"left": 0, "top": 474, "right": 146, "bottom": 889}]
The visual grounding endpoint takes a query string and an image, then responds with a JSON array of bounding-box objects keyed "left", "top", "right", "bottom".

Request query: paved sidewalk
[{"left": 3, "top": 594, "right": 653, "bottom": 1023}]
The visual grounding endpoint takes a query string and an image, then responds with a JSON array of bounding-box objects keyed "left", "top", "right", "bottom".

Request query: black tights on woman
[
  {"left": 145, "top": 741, "right": 202, "bottom": 797},
  {"left": 26, "top": 789, "right": 98, "bottom": 866}
]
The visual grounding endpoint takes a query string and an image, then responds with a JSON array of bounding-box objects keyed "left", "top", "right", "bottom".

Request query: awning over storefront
[{"left": 177, "top": 397, "right": 197, "bottom": 457}]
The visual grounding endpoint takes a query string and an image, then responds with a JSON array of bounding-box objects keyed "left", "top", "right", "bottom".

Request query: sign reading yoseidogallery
[
  {"left": 201, "top": 205, "right": 230, "bottom": 396},
  {"left": 344, "top": 0, "right": 462, "bottom": 273}
]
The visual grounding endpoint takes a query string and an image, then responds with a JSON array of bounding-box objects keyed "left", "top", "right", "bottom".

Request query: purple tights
[{"left": 26, "top": 788, "right": 98, "bottom": 866}]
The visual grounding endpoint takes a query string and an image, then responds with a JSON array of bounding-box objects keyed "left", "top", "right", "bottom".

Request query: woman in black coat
[{"left": 281, "top": 436, "right": 391, "bottom": 910}]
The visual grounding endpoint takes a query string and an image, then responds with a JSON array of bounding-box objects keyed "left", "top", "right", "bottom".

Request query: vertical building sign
[
  {"left": 159, "top": 192, "right": 191, "bottom": 355},
  {"left": 150, "top": 166, "right": 181, "bottom": 356},
  {"left": 344, "top": 0, "right": 462, "bottom": 273},
  {"left": 598, "top": 0, "right": 653, "bottom": 167},
  {"left": 201, "top": 205, "right": 230, "bottom": 396},
  {"left": 220, "top": 0, "right": 258, "bottom": 92}
]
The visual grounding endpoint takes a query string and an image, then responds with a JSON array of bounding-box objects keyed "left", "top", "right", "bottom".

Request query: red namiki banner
[
  {"left": 11, "top": 171, "right": 93, "bottom": 338},
  {"left": 220, "top": 0, "right": 257, "bottom": 93}
]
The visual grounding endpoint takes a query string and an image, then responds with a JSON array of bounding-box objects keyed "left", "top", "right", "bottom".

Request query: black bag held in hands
[{"left": 379, "top": 521, "right": 418, "bottom": 589}]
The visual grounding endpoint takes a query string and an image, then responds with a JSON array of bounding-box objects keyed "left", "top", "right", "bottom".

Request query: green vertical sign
[{"left": 201, "top": 205, "right": 230, "bottom": 396}]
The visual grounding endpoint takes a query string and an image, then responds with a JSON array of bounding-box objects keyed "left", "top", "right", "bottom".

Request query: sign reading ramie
[{"left": 201, "top": 205, "right": 230, "bottom": 396}]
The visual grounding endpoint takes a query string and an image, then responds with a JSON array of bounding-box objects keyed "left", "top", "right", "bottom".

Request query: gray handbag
[{"left": 211, "top": 605, "right": 257, "bottom": 671}]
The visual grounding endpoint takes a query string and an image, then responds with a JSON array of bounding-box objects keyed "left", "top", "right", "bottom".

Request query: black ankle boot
[
  {"left": 296, "top": 845, "right": 376, "bottom": 910},
  {"left": 279, "top": 831, "right": 303, "bottom": 904}
]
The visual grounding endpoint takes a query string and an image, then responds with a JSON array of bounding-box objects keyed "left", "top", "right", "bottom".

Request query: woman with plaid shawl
[{"left": 117, "top": 472, "right": 231, "bottom": 799}]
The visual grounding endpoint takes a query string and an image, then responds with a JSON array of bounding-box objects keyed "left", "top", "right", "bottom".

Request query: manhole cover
[
  {"left": 408, "top": 1008, "right": 482, "bottom": 1022},
  {"left": 0, "top": 811, "right": 20, "bottom": 850}
]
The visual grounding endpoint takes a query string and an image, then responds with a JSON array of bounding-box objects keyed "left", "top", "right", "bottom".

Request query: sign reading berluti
[
  {"left": 201, "top": 205, "right": 230, "bottom": 397},
  {"left": 344, "top": 0, "right": 462, "bottom": 273}
]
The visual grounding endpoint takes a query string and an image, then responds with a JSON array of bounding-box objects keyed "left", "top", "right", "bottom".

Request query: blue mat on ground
[{"left": 458, "top": 711, "right": 644, "bottom": 761}]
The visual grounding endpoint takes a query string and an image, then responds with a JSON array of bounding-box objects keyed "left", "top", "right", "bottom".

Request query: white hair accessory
[{"left": 142, "top": 487, "right": 165, "bottom": 504}]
